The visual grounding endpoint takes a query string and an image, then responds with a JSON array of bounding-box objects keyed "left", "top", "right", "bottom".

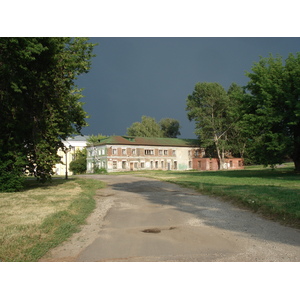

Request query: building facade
[
  {"left": 193, "top": 157, "right": 244, "bottom": 171},
  {"left": 54, "top": 135, "right": 88, "bottom": 176},
  {"left": 86, "top": 135, "right": 244, "bottom": 173},
  {"left": 86, "top": 136, "right": 202, "bottom": 172}
]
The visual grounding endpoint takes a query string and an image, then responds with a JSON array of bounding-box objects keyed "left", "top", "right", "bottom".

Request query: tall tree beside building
[
  {"left": 0, "top": 37, "right": 96, "bottom": 190},
  {"left": 244, "top": 53, "right": 300, "bottom": 172},
  {"left": 227, "top": 82, "right": 249, "bottom": 160},
  {"left": 186, "top": 82, "right": 243, "bottom": 170}
]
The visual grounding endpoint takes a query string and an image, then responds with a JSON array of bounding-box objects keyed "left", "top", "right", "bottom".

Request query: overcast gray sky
[{"left": 76, "top": 37, "right": 300, "bottom": 139}]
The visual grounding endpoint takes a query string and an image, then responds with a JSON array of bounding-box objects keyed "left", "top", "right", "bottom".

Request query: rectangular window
[
  {"left": 112, "top": 149, "right": 117, "bottom": 155},
  {"left": 132, "top": 149, "right": 136, "bottom": 155},
  {"left": 238, "top": 160, "right": 243, "bottom": 167},
  {"left": 155, "top": 161, "right": 158, "bottom": 168},
  {"left": 161, "top": 161, "right": 164, "bottom": 169},
  {"left": 122, "top": 161, "right": 126, "bottom": 169},
  {"left": 150, "top": 161, "right": 153, "bottom": 169},
  {"left": 229, "top": 160, "right": 233, "bottom": 168},
  {"left": 198, "top": 161, "right": 201, "bottom": 169},
  {"left": 134, "top": 162, "right": 138, "bottom": 168},
  {"left": 113, "top": 161, "right": 117, "bottom": 169},
  {"left": 164, "top": 150, "right": 168, "bottom": 155},
  {"left": 189, "top": 161, "right": 192, "bottom": 168},
  {"left": 141, "top": 162, "right": 145, "bottom": 168},
  {"left": 172, "top": 150, "right": 176, "bottom": 156},
  {"left": 174, "top": 161, "right": 177, "bottom": 169},
  {"left": 122, "top": 149, "right": 126, "bottom": 155},
  {"left": 145, "top": 149, "right": 154, "bottom": 155},
  {"left": 159, "top": 150, "right": 163, "bottom": 155}
]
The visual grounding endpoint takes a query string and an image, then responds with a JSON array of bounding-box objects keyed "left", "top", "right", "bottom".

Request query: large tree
[
  {"left": 159, "top": 118, "right": 181, "bottom": 138},
  {"left": 245, "top": 53, "right": 300, "bottom": 172},
  {"left": 227, "top": 83, "right": 249, "bottom": 159},
  {"left": 127, "top": 116, "right": 164, "bottom": 137},
  {"left": 0, "top": 38, "right": 96, "bottom": 190},
  {"left": 186, "top": 82, "right": 243, "bottom": 169},
  {"left": 126, "top": 116, "right": 181, "bottom": 138}
]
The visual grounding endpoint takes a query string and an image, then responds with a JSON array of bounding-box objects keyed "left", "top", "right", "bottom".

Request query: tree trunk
[
  {"left": 293, "top": 148, "right": 300, "bottom": 173},
  {"left": 294, "top": 159, "right": 300, "bottom": 173},
  {"left": 215, "top": 142, "right": 226, "bottom": 170},
  {"left": 293, "top": 128, "right": 300, "bottom": 173}
]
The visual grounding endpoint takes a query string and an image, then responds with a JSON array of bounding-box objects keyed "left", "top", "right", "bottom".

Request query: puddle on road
[{"left": 141, "top": 227, "right": 176, "bottom": 234}]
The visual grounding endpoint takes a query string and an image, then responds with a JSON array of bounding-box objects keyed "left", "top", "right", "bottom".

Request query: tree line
[
  {"left": 1, "top": 37, "right": 300, "bottom": 191},
  {"left": 186, "top": 53, "right": 300, "bottom": 172}
]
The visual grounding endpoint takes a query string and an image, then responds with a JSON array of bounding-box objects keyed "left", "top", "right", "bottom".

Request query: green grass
[
  {"left": 124, "top": 163, "right": 300, "bottom": 228},
  {"left": 0, "top": 177, "right": 105, "bottom": 262}
]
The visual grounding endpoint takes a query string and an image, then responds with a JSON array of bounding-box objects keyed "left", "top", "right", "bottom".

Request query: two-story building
[
  {"left": 86, "top": 135, "right": 244, "bottom": 172},
  {"left": 86, "top": 136, "right": 203, "bottom": 172}
]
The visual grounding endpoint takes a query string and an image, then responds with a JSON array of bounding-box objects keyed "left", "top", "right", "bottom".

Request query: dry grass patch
[
  {"left": 0, "top": 177, "right": 104, "bottom": 261},
  {"left": 0, "top": 180, "right": 82, "bottom": 227}
]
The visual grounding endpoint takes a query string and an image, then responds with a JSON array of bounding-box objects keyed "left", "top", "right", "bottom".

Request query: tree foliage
[
  {"left": 87, "top": 134, "right": 108, "bottom": 145},
  {"left": 127, "top": 116, "right": 164, "bottom": 137},
  {"left": 186, "top": 82, "right": 244, "bottom": 169},
  {"left": 69, "top": 149, "right": 87, "bottom": 174},
  {"left": 159, "top": 118, "right": 181, "bottom": 138},
  {"left": 244, "top": 53, "right": 300, "bottom": 171},
  {"left": 227, "top": 83, "right": 250, "bottom": 159},
  {"left": 0, "top": 38, "right": 96, "bottom": 190},
  {"left": 126, "top": 116, "right": 181, "bottom": 138}
]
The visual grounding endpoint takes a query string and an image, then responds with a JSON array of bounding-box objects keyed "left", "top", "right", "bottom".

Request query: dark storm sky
[{"left": 76, "top": 37, "right": 300, "bottom": 139}]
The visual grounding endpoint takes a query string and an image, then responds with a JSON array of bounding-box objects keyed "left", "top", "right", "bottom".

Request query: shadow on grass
[{"left": 23, "top": 176, "right": 76, "bottom": 191}]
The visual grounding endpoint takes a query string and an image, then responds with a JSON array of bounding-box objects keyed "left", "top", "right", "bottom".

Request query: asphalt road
[{"left": 40, "top": 174, "right": 300, "bottom": 262}]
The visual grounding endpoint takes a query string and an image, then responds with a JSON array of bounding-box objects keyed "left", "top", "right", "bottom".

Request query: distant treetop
[{"left": 126, "top": 116, "right": 181, "bottom": 138}]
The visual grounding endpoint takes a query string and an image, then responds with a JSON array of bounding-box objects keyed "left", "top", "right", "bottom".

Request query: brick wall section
[
  {"left": 193, "top": 158, "right": 219, "bottom": 171},
  {"left": 193, "top": 158, "right": 244, "bottom": 171},
  {"left": 225, "top": 158, "right": 244, "bottom": 169}
]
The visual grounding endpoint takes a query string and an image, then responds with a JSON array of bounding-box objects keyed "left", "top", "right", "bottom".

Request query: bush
[
  {"left": 69, "top": 149, "right": 87, "bottom": 175},
  {"left": 0, "top": 159, "right": 25, "bottom": 192},
  {"left": 69, "top": 157, "right": 87, "bottom": 174},
  {"left": 93, "top": 167, "right": 107, "bottom": 174}
]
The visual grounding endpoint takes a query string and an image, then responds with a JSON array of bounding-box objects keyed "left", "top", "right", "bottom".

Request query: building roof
[
  {"left": 66, "top": 135, "right": 89, "bottom": 142},
  {"left": 89, "top": 136, "right": 200, "bottom": 147}
]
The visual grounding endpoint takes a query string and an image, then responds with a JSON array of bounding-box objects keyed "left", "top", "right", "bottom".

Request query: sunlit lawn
[{"left": 123, "top": 163, "right": 300, "bottom": 228}]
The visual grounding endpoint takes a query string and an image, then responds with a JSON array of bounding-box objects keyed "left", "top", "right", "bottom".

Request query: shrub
[
  {"left": 69, "top": 149, "right": 87, "bottom": 175},
  {"left": 0, "top": 158, "right": 25, "bottom": 192},
  {"left": 93, "top": 167, "right": 107, "bottom": 174}
]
